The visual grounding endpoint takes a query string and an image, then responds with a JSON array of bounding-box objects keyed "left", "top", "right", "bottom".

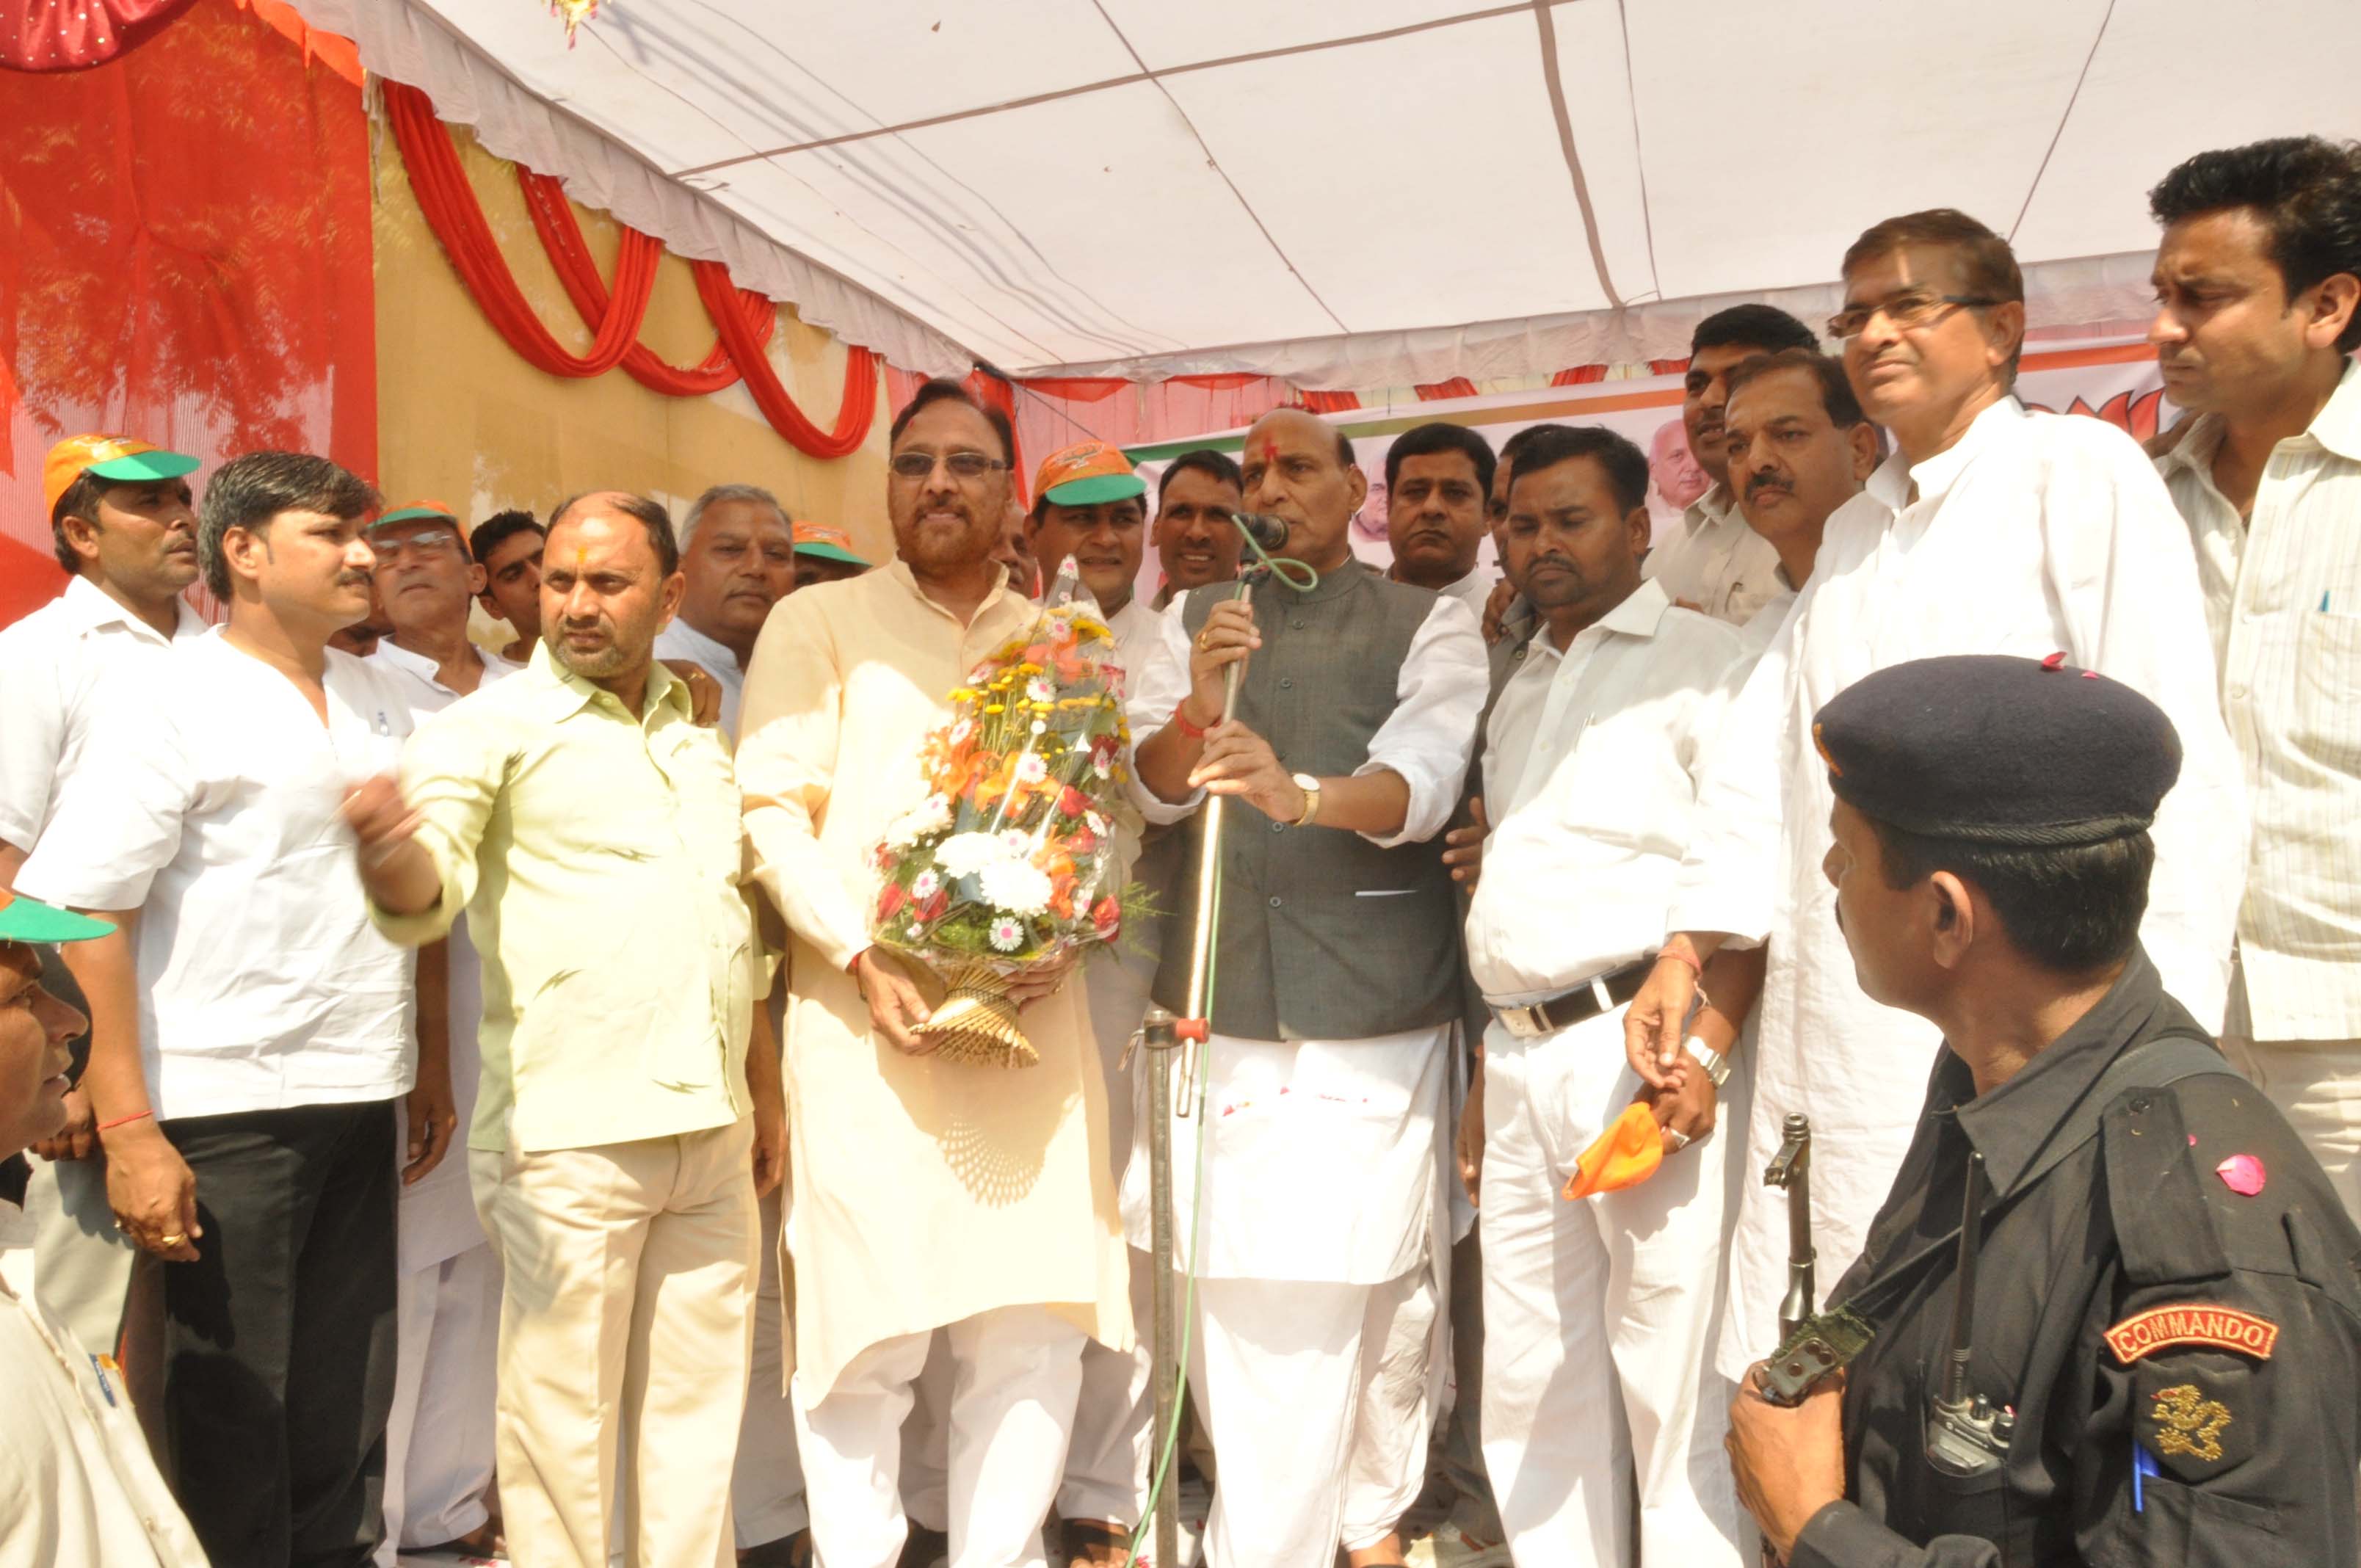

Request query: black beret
[{"left": 1812, "top": 653, "right": 2180, "bottom": 847}]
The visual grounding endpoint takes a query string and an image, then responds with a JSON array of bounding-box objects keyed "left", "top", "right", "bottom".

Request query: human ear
[{"left": 1927, "top": 871, "right": 1976, "bottom": 969}]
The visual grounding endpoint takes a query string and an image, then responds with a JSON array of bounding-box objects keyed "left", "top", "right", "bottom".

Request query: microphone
[{"left": 1232, "top": 512, "right": 1291, "bottom": 553}]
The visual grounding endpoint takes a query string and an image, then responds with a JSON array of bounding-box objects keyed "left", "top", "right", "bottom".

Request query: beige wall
[{"left": 371, "top": 115, "right": 893, "bottom": 566}]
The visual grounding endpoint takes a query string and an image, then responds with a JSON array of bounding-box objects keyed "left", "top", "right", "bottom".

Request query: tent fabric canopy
[{"left": 289, "top": 0, "right": 2358, "bottom": 386}]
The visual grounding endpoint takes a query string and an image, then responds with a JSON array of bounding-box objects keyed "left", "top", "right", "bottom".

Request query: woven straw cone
[{"left": 916, "top": 962, "right": 1041, "bottom": 1068}]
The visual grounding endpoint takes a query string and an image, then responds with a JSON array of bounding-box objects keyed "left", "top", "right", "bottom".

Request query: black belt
[{"left": 1489, "top": 957, "right": 1655, "bottom": 1040}]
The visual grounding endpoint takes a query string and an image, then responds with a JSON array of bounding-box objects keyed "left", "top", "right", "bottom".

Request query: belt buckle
[{"left": 1497, "top": 1002, "right": 1546, "bottom": 1039}]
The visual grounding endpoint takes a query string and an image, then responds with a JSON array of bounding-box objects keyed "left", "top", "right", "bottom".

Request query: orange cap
[
  {"left": 43, "top": 435, "right": 200, "bottom": 518},
  {"left": 372, "top": 500, "right": 462, "bottom": 529},
  {"left": 1561, "top": 1102, "right": 1664, "bottom": 1199},
  {"left": 791, "top": 520, "right": 869, "bottom": 567},
  {"left": 1031, "top": 440, "right": 1146, "bottom": 508}
]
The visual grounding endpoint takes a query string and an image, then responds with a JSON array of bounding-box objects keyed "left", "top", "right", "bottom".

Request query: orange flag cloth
[{"left": 1562, "top": 1102, "right": 1664, "bottom": 1199}]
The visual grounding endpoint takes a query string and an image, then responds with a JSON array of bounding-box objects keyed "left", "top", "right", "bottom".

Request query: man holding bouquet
[
  {"left": 1128, "top": 406, "right": 1489, "bottom": 1568},
  {"left": 736, "top": 379, "right": 1133, "bottom": 1568}
]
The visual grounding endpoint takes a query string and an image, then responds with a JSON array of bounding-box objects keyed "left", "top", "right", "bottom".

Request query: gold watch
[{"left": 1291, "top": 772, "right": 1321, "bottom": 827}]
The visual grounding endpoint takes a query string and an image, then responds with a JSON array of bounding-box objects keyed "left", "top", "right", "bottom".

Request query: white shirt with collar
[
  {"left": 1639, "top": 482, "right": 1782, "bottom": 627},
  {"left": 367, "top": 635, "right": 522, "bottom": 716},
  {"left": 1103, "top": 594, "right": 1165, "bottom": 681},
  {"left": 1465, "top": 578, "right": 1746, "bottom": 1004},
  {"left": 0, "top": 576, "right": 204, "bottom": 855},
  {"left": 2158, "top": 357, "right": 2361, "bottom": 1039},
  {"left": 15, "top": 630, "right": 420, "bottom": 1119},
  {"left": 653, "top": 616, "right": 747, "bottom": 737},
  {"left": 1669, "top": 394, "right": 2246, "bottom": 1382}
]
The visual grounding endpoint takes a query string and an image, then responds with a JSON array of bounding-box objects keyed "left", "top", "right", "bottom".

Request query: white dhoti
[
  {"left": 1123, "top": 1024, "right": 1450, "bottom": 1567},
  {"left": 379, "top": 1242, "right": 501, "bottom": 1562},
  {"left": 1476, "top": 1007, "right": 1742, "bottom": 1568},
  {"left": 734, "top": 1182, "right": 809, "bottom": 1549},
  {"left": 794, "top": 1304, "right": 1086, "bottom": 1568}
]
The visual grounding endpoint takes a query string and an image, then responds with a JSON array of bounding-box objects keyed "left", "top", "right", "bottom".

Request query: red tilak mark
[
  {"left": 1260, "top": 438, "right": 1281, "bottom": 468},
  {"left": 2041, "top": 651, "right": 2067, "bottom": 670}
]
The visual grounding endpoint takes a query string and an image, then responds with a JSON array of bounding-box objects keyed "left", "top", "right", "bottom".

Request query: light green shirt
[{"left": 372, "top": 642, "right": 760, "bottom": 1153}]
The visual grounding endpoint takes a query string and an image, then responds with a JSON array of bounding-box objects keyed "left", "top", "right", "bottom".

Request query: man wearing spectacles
[
  {"left": 736, "top": 379, "right": 1131, "bottom": 1568},
  {"left": 368, "top": 502, "right": 521, "bottom": 702},
  {"left": 1644, "top": 305, "right": 1820, "bottom": 626},
  {"left": 1622, "top": 208, "right": 2246, "bottom": 1449}
]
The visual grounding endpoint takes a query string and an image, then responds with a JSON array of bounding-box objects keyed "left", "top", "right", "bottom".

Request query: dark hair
[
  {"left": 1691, "top": 303, "right": 1818, "bottom": 359},
  {"left": 890, "top": 377, "right": 1014, "bottom": 463},
  {"left": 1724, "top": 348, "right": 1888, "bottom": 461},
  {"left": 469, "top": 508, "right": 543, "bottom": 566},
  {"left": 1384, "top": 422, "right": 1497, "bottom": 503},
  {"left": 1869, "top": 819, "right": 2155, "bottom": 973},
  {"left": 548, "top": 490, "right": 681, "bottom": 578},
  {"left": 1842, "top": 208, "right": 2025, "bottom": 380},
  {"left": 1501, "top": 424, "right": 1650, "bottom": 518},
  {"left": 2149, "top": 137, "right": 2361, "bottom": 354},
  {"left": 197, "top": 451, "right": 380, "bottom": 599},
  {"left": 49, "top": 471, "right": 109, "bottom": 575},
  {"left": 1492, "top": 424, "right": 1566, "bottom": 517},
  {"left": 1156, "top": 448, "right": 1244, "bottom": 507}
]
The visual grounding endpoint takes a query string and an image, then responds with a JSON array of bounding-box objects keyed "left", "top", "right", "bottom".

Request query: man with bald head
[
  {"left": 349, "top": 488, "right": 786, "bottom": 1568},
  {"left": 1130, "top": 405, "right": 1488, "bottom": 1567}
]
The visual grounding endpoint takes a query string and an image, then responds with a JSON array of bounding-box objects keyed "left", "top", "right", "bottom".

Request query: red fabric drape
[
  {"left": 1, "top": 0, "right": 374, "bottom": 625},
  {"left": 965, "top": 371, "right": 1027, "bottom": 506},
  {"left": 1414, "top": 377, "right": 1480, "bottom": 401},
  {"left": 1551, "top": 364, "right": 1609, "bottom": 385},
  {"left": 1020, "top": 376, "right": 1128, "bottom": 403},
  {"left": 384, "top": 79, "right": 878, "bottom": 460},
  {"left": 690, "top": 262, "right": 878, "bottom": 461},
  {"left": 1650, "top": 357, "right": 1690, "bottom": 377},
  {"left": 1171, "top": 373, "right": 1261, "bottom": 393},
  {"left": 1299, "top": 390, "right": 1361, "bottom": 413},
  {"left": 0, "top": 0, "right": 195, "bottom": 69},
  {"left": 515, "top": 167, "right": 771, "bottom": 396}
]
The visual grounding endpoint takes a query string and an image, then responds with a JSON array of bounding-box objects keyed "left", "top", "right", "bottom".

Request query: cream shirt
[
  {"left": 1639, "top": 482, "right": 1782, "bottom": 626},
  {"left": 1670, "top": 396, "right": 2246, "bottom": 1380},
  {"left": 372, "top": 643, "right": 758, "bottom": 1155},
  {"left": 17, "top": 632, "right": 418, "bottom": 1118},
  {"left": 0, "top": 1278, "right": 206, "bottom": 1567},
  {"left": 736, "top": 561, "right": 1131, "bottom": 1396},
  {"left": 1467, "top": 580, "right": 1747, "bottom": 1003},
  {"left": 0, "top": 576, "right": 204, "bottom": 855},
  {"left": 2158, "top": 357, "right": 2361, "bottom": 1039}
]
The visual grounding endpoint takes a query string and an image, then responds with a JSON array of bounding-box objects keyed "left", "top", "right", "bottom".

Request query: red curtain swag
[
  {"left": 1414, "top": 377, "right": 1480, "bottom": 401},
  {"left": 1299, "top": 389, "right": 1361, "bottom": 413},
  {"left": 0, "top": 0, "right": 195, "bottom": 69},
  {"left": 383, "top": 80, "right": 877, "bottom": 460},
  {"left": 1551, "top": 364, "right": 1609, "bottom": 385}
]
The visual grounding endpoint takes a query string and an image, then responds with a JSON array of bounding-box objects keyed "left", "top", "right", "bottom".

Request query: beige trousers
[{"left": 471, "top": 1117, "right": 758, "bottom": 1568}]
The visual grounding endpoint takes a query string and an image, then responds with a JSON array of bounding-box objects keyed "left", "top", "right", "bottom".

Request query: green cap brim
[
  {"left": 374, "top": 505, "right": 460, "bottom": 528},
  {"left": 0, "top": 894, "right": 115, "bottom": 944},
  {"left": 1042, "top": 473, "right": 1147, "bottom": 507},
  {"left": 85, "top": 449, "right": 199, "bottom": 486},
  {"left": 793, "top": 542, "right": 870, "bottom": 567}
]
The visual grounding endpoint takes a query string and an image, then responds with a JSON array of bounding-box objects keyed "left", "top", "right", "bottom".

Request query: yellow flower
[{"left": 984, "top": 704, "right": 1006, "bottom": 714}]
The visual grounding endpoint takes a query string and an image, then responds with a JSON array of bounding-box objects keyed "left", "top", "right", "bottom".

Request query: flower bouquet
[{"left": 868, "top": 561, "right": 1143, "bottom": 1067}]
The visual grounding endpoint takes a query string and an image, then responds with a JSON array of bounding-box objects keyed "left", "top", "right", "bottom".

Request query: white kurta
[
  {"left": 1671, "top": 397, "right": 2246, "bottom": 1381},
  {"left": 1640, "top": 484, "right": 1783, "bottom": 627},
  {"left": 653, "top": 616, "right": 747, "bottom": 736}
]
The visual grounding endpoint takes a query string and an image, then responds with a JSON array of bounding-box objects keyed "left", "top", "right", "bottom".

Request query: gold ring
[
  {"left": 159, "top": 1233, "right": 186, "bottom": 1246},
  {"left": 1196, "top": 631, "right": 1214, "bottom": 650}
]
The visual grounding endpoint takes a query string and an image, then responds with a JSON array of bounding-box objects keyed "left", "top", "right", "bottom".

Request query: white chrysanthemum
[
  {"left": 910, "top": 869, "right": 940, "bottom": 901},
  {"left": 884, "top": 794, "right": 953, "bottom": 848},
  {"left": 979, "top": 859, "right": 1053, "bottom": 917},
  {"left": 989, "top": 918, "right": 1026, "bottom": 952},
  {"left": 935, "top": 831, "right": 1009, "bottom": 879},
  {"left": 1015, "top": 752, "right": 1048, "bottom": 785},
  {"left": 999, "top": 827, "right": 1034, "bottom": 857},
  {"left": 1085, "top": 810, "right": 1109, "bottom": 836},
  {"left": 949, "top": 719, "right": 974, "bottom": 746},
  {"left": 1026, "top": 677, "right": 1054, "bottom": 705}
]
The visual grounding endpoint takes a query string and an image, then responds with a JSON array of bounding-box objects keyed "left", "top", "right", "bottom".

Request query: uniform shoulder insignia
[{"left": 2106, "top": 1303, "right": 2279, "bottom": 1364}]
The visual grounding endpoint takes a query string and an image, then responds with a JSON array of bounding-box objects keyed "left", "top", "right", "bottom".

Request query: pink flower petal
[{"left": 2215, "top": 1153, "right": 2266, "bottom": 1196}]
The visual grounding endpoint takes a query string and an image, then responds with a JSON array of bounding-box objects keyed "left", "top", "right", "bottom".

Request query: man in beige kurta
[{"left": 737, "top": 378, "right": 1131, "bottom": 1568}]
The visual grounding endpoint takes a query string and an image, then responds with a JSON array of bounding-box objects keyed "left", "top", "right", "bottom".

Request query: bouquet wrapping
[{"left": 868, "top": 562, "right": 1142, "bottom": 1067}]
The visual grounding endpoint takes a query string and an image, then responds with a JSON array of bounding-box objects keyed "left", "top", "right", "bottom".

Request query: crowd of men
[{"left": 1, "top": 134, "right": 2360, "bottom": 1568}]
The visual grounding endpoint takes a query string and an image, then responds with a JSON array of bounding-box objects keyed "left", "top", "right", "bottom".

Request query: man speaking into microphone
[{"left": 1128, "top": 407, "right": 1487, "bottom": 1568}]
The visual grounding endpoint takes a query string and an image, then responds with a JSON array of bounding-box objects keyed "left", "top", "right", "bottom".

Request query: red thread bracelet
[
  {"left": 98, "top": 1110, "right": 153, "bottom": 1132},
  {"left": 1657, "top": 946, "right": 1703, "bottom": 979},
  {"left": 1171, "top": 700, "right": 1211, "bottom": 741}
]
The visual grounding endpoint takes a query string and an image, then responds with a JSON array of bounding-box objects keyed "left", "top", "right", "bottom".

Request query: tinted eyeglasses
[
  {"left": 1826, "top": 291, "right": 2002, "bottom": 341},
  {"left": 889, "top": 450, "right": 1008, "bottom": 481}
]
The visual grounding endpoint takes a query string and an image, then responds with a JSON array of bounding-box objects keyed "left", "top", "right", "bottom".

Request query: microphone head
[{"left": 1233, "top": 512, "right": 1292, "bottom": 553}]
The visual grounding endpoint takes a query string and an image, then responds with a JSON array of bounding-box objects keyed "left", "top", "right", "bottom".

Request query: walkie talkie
[{"left": 1924, "top": 1150, "right": 2012, "bottom": 1476}]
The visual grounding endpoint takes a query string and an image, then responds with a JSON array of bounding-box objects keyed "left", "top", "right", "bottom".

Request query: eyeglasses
[
  {"left": 366, "top": 529, "right": 463, "bottom": 562},
  {"left": 889, "top": 450, "right": 1009, "bottom": 481},
  {"left": 1825, "top": 291, "right": 2002, "bottom": 341}
]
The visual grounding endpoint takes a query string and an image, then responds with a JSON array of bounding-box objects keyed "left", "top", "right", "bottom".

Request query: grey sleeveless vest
[{"left": 1152, "top": 564, "right": 1467, "bottom": 1041}]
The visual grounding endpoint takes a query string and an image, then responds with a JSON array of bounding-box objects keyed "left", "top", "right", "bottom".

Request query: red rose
[
  {"left": 917, "top": 890, "right": 950, "bottom": 923},
  {"left": 1058, "top": 785, "right": 1091, "bottom": 818},
  {"left": 1091, "top": 895, "right": 1122, "bottom": 940},
  {"left": 878, "top": 884, "right": 907, "bottom": 920}
]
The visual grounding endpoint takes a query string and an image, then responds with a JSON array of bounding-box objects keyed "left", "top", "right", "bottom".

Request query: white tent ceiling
[{"left": 297, "top": 0, "right": 2361, "bottom": 385}]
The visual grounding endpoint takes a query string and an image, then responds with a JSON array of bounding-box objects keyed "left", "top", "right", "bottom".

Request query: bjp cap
[
  {"left": 1033, "top": 440, "right": 1146, "bottom": 508},
  {"left": 43, "top": 435, "right": 200, "bottom": 519},
  {"left": 791, "top": 520, "right": 870, "bottom": 568},
  {"left": 0, "top": 888, "right": 115, "bottom": 945}
]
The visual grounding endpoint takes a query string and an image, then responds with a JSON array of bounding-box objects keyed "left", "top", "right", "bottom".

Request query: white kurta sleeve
[
  {"left": 2043, "top": 424, "right": 2244, "bottom": 1030},
  {"left": 736, "top": 593, "right": 874, "bottom": 975},
  {"left": 13, "top": 686, "right": 190, "bottom": 913},
  {"left": 1662, "top": 587, "right": 1805, "bottom": 946},
  {"left": 0, "top": 628, "right": 65, "bottom": 856},
  {"left": 1358, "top": 594, "right": 1487, "bottom": 849},
  {"left": 1122, "top": 590, "right": 1204, "bottom": 827}
]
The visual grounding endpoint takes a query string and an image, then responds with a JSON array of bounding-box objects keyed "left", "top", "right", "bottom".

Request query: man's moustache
[{"left": 1745, "top": 476, "right": 1792, "bottom": 501}]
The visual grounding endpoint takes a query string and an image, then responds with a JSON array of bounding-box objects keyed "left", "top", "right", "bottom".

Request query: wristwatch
[
  {"left": 1290, "top": 772, "right": 1322, "bottom": 827},
  {"left": 1683, "top": 1036, "right": 1732, "bottom": 1088}
]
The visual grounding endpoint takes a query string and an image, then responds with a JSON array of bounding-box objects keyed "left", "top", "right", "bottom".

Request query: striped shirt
[{"left": 2159, "top": 357, "right": 2361, "bottom": 1040}]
